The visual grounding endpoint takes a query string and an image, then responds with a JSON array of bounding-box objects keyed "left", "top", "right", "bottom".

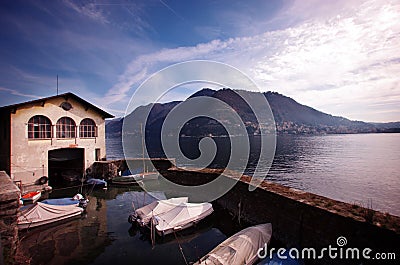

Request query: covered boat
[
  {"left": 129, "top": 197, "right": 188, "bottom": 225},
  {"left": 153, "top": 202, "right": 214, "bottom": 236},
  {"left": 21, "top": 191, "right": 41, "bottom": 204},
  {"left": 194, "top": 223, "right": 272, "bottom": 265},
  {"left": 87, "top": 178, "right": 107, "bottom": 187},
  {"left": 18, "top": 202, "right": 84, "bottom": 230}
]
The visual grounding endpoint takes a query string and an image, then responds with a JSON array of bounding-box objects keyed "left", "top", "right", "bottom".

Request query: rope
[
  {"left": 173, "top": 230, "right": 189, "bottom": 265},
  {"left": 141, "top": 197, "right": 191, "bottom": 265},
  {"left": 131, "top": 191, "right": 201, "bottom": 264},
  {"left": 151, "top": 211, "right": 155, "bottom": 248},
  {"left": 48, "top": 183, "right": 91, "bottom": 192}
]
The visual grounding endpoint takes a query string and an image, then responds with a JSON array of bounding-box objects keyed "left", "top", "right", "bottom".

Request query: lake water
[
  {"left": 107, "top": 133, "right": 400, "bottom": 216},
  {"left": 17, "top": 185, "right": 244, "bottom": 265}
]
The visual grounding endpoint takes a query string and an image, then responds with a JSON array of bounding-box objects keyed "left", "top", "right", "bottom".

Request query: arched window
[
  {"left": 28, "top": 115, "right": 52, "bottom": 139},
  {"left": 79, "top": 118, "right": 97, "bottom": 138},
  {"left": 56, "top": 117, "right": 76, "bottom": 138}
]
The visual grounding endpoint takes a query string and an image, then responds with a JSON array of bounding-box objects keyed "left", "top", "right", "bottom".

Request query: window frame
[
  {"left": 79, "top": 118, "right": 97, "bottom": 138},
  {"left": 27, "top": 115, "right": 52, "bottom": 139},
  {"left": 56, "top": 117, "right": 76, "bottom": 139}
]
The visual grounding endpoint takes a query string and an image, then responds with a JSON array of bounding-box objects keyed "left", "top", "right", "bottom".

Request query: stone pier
[{"left": 0, "top": 171, "right": 20, "bottom": 264}]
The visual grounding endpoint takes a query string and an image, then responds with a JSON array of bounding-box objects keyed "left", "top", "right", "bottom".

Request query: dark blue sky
[{"left": 0, "top": 0, "right": 399, "bottom": 122}]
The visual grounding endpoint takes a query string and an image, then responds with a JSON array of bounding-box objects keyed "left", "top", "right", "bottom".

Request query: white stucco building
[{"left": 0, "top": 93, "right": 114, "bottom": 185}]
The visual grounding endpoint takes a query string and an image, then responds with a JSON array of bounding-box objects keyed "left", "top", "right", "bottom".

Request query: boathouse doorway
[{"left": 48, "top": 148, "right": 84, "bottom": 185}]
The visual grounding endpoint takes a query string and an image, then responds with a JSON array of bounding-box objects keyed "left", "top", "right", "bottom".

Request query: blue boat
[
  {"left": 87, "top": 178, "right": 107, "bottom": 186},
  {"left": 41, "top": 198, "right": 79, "bottom": 206}
]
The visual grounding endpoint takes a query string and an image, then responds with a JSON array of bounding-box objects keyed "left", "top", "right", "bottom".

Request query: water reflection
[
  {"left": 17, "top": 187, "right": 243, "bottom": 265},
  {"left": 17, "top": 197, "right": 112, "bottom": 265}
]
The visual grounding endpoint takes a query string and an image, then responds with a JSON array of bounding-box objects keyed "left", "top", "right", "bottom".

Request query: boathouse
[{"left": 0, "top": 93, "right": 114, "bottom": 185}]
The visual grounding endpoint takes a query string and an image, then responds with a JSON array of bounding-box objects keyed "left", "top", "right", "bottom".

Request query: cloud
[
  {"left": 100, "top": 39, "right": 228, "bottom": 109},
  {"left": 0, "top": 87, "right": 41, "bottom": 101},
  {"left": 62, "top": 0, "right": 155, "bottom": 38},
  {"left": 63, "top": 0, "right": 109, "bottom": 24},
  {"left": 159, "top": 0, "right": 185, "bottom": 21},
  {"left": 105, "top": 0, "right": 400, "bottom": 122}
]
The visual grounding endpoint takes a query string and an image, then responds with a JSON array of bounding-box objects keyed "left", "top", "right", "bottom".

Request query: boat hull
[
  {"left": 87, "top": 178, "right": 107, "bottom": 186},
  {"left": 195, "top": 223, "right": 272, "bottom": 265},
  {"left": 21, "top": 191, "right": 41, "bottom": 204},
  {"left": 110, "top": 175, "right": 143, "bottom": 186},
  {"left": 41, "top": 198, "right": 80, "bottom": 206}
]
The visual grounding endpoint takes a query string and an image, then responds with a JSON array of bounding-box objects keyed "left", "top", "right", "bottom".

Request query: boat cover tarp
[
  {"left": 155, "top": 202, "right": 213, "bottom": 234},
  {"left": 195, "top": 223, "right": 272, "bottom": 265},
  {"left": 41, "top": 198, "right": 79, "bottom": 206},
  {"left": 18, "top": 202, "right": 83, "bottom": 229},
  {"left": 135, "top": 197, "right": 188, "bottom": 225},
  {"left": 87, "top": 178, "right": 107, "bottom": 185}
]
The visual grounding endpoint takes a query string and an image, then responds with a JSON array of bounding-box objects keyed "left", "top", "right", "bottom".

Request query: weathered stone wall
[{"left": 0, "top": 171, "right": 20, "bottom": 264}]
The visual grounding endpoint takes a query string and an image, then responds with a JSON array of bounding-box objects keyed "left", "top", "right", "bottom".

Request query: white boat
[
  {"left": 194, "top": 223, "right": 272, "bottom": 265},
  {"left": 129, "top": 197, "right": 188, "bottom": 225},
  {"left": 141, "top": 171, "right": 159, "bottom": 180},
  {"left": 18, "top": 202, "right": 84, "bottom": 230},
  {"left": 110, "top": 174, "right": 143, "bottom": 185},
  {"left": 120, "top": 172, "right": 159, "bottom": 184},
  {"left": 153, "top": 202, "right": 214, "bottom": 236}
]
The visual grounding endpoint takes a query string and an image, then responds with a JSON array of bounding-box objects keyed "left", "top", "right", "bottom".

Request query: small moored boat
[
  {"left": 141, "top": 172, "right": 159, "bottom": 180},
  {"left": 41, "top": 198, "right": 79, "bottom": 206},
  {"left": 21, "top": 191, "right": 41, "bottom": 204},
  {"left": 129, "top": 197, "right": 188, "bottom": 225},
  {"left": 194, "top": 223, "right": 272, "bottom": 265},
  {"left": 110, "top": 175, "right": 143, "bottom": 186},
  {"left": 18, "top": 202, "right": 84, "bottom": 230},
  {"left": 153, "top": 202, "right": 213, "bottom": 236},
  {"left": 86, "top": 178, "right": 107, "bottom": 187},
  {"left": 41, "top": 194, "right": 86, "bottom": 207}
]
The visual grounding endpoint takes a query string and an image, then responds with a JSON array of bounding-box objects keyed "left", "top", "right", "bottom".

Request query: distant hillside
[
  {"left": 106, "top": 101, "right": 181, "bottom": 136},
  {"left": 106, "top": 88, "right": 399, "bottom": 136}
]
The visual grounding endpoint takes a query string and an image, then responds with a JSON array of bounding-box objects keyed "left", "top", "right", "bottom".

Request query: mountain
[
  {"left": 371, "top": 122, "right": 400, "bottom": 131},
  {"left": 106, "top": 88, "right": 399, "bottom": 136}
]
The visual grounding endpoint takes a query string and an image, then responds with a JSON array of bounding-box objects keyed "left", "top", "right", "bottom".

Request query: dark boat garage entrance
[{"left": 48, "top": 148, "right": 84, "bottom": 185}]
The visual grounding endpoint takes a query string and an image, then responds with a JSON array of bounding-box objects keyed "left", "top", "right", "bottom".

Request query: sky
[{"left": 0, "top": 0, "right": 399, "bottom": 122}]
